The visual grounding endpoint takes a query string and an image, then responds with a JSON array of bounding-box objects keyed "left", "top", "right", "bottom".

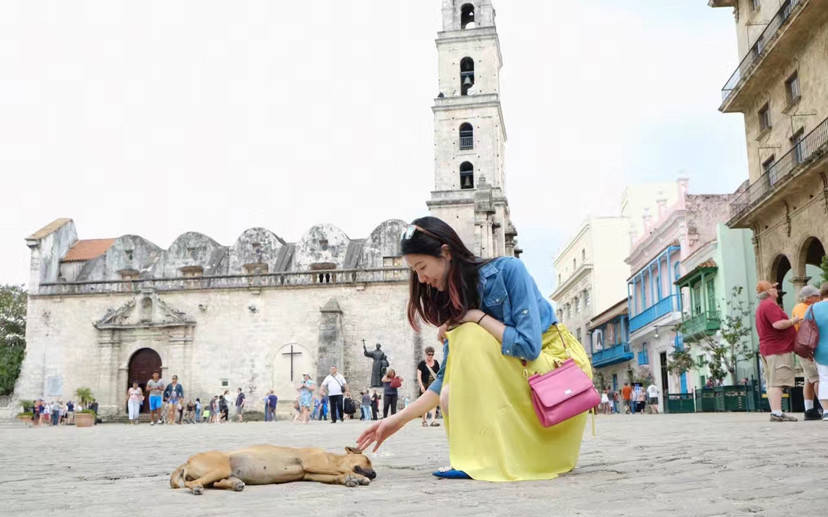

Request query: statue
[{"left": 363, "top": 340, "right": 388, "bottom": 388}]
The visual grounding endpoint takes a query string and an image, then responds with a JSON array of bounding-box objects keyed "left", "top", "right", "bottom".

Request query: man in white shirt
[
  {"left": 320, "top": 366, "right": 347, "bottom": 423},
  {"left": 646, "top": 383, "right": 659, "bottom": 414}
]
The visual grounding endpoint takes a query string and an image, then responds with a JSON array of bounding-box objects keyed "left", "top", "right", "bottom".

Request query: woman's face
[
  {"left": 404, "top": 248, "right": 451, "bottom": 291},
  {"left": 132, "top": 382, "right": 138, "bottom": 388}
]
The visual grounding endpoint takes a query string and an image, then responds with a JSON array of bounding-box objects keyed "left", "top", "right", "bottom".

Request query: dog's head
[{"left": 343, "top": 446, "right": 376, "bottom": 480}]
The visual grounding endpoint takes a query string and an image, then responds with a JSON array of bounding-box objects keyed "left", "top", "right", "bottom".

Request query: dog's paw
[
  {"left": 233, "top": 481, "right": 245, "bottom": 492},
  {"left": 358, "top": 476, "right": 370, "bottom": 486},
  {"left": 191, "top": 485, "right": 204, "bottom": 496},
  {"left": 343, "top": 475, "right": 360, "bottom": 488}
]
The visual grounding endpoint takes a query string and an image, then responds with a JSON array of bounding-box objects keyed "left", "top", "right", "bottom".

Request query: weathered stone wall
[{"left": 17, "top": 282, "right": 438, "bottom": 417}]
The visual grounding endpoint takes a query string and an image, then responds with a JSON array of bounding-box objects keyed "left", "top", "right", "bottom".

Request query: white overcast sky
[{"left": 0, "top": 0, "right": 747, "bottom": 296}]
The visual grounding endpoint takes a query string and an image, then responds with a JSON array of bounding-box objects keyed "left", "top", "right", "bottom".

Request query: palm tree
[{"left": 75, "top": 387, "right": 93, "bottom": 409}]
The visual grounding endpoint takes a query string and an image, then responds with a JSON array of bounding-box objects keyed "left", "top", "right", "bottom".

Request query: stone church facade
[{"left": 14, "top": 0, "right": 518, "bottom": 418}]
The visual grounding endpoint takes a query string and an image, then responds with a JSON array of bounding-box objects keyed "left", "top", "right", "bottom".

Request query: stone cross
[{"left": 282, "top": 344, "right": 302, "bottom": 381}]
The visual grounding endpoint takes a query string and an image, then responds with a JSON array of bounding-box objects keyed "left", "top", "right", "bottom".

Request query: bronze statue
[{"left": 363, "top": 340, "right": 388, "bottom": 388}]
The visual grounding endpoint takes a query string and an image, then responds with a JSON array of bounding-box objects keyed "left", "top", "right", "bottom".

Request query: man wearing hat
[
  {"left": 791, "top": 285, "right": 822, "bottom": 420},
  {"left": 755, "top": 280, "right": 800, "bottom": 422}
]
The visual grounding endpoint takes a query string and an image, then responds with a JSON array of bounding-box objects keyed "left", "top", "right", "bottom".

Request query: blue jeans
[{"left": 361, "top": 405, "right": 370, "bottom": 420}]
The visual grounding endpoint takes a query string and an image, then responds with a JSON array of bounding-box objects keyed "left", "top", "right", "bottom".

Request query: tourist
[
  {"left": 50, "top": 400, "right": 61, "bottom": 426},
  {"left": 267, "top": 390, "right": 279, "bottom": 422},
  {"left": 621, "top": 382, "right": 632, "bottom": 414},
  {"left": 806, "top": 283, "right": 828, "bottom": 421},
  {"left": 381, "top": 368, "right": 402, "bottom": 418},
  {"left": 41, "top": 400, "right": 51, "bottom": 426},
  {"left": 360, "top": 391, "right": 371, "bottom": 421},
  {"left": 357, "top": 216, "right": 594, "bottom": 481},
  {"left": 297, "top": 374, "right": 315, "bottom": 424},
  {"left": 791, "top": 285, "right": 822, "bottom": 420},
  {"left": 127, "top": 381, "right": 143, "bottom": 424},
  {"left": 755, "top": 280, "right": 799, "bottom": 422},
  {"left": 600, "top": 388, "right": 610, "bottom": 415},
  {"left": 646, "top": 382, "right": 659, "bottom": 414},
  {"left": 344, "top": 391, "right": 358, "bottom": 420},
  {"left": 32, "top": 399, "right": 41, "bottom": 426},
  {"left": 636, "top": 385, "right": 646, "bottom": 414},
  {"left": 194, "top": 398, "right": 202, "bottom": 423},
  {"left": 417, "top": 346, "right": 441, "bottom": 427},
  {"left": 371, "top": 391, "right": 380, "bottom": 420},
  {"left": 320, "top": 366, "right": 347, "bottom": 423},
  {"left": 66, "top": 400, "right": 74, "bottom": 424},
  {"left": 184, "top": 400, "right": 195, "bottom": 424},
  {"left": 164, "top": 375, "right": 184, "bottom": 425},
  {"left": 235, "top": 387, "right": 246, "bottom": 423},
  {"left": 146, "top": 371, "right": 165, "bottom": 425},
  {"left": 219, "top": 392, "right": 230, "bottom": 423},
  {"left": 208, "top": 396, "right": 218, "bottom": 423}
]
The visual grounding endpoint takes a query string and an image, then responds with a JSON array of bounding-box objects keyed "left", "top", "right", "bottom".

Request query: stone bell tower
[{"left": 426, "top": 0, "right": 519, "bottom": 258}]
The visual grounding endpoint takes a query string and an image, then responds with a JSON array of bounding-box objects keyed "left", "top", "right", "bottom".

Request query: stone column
[
  {"left": 317, "top": 298, "right": 344, "bottom": 382},
  {"left": 96, "top": 329, "right": 121, "bottom": 417}
]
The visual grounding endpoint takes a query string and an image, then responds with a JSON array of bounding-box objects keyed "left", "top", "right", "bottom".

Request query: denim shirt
[{"left": 428, "top": 257, "right": 556, "bottom": 395}]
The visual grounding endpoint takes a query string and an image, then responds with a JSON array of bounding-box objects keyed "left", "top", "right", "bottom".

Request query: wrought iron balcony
[
  {"left": 592, "top": 342, "right": 634, "bottom": 368},
  {"left": 720, "top": 0, "right": 803, "bottom": 106},
  {"left": 730, "top": 115, "right": 828, "bottom": 223},
  {"left": 682, "top": 310, "right": 721, "bottom": 341},
  {"left": 629, "top": 294, "right": 680, "bottom": 333}
]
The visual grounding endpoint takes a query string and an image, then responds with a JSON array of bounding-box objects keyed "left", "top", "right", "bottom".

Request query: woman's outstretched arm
[{"left": 356, "top": 390, "right": 439, "bottom": 452}]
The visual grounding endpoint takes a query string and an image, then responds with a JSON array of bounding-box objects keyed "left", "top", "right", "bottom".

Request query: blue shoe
[{"left": 432, "top": 467, "right": 471, "bottom": 479}]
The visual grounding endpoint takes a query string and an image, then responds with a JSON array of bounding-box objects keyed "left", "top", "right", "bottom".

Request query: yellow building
[{"left": 710, "top": 0, "right": 828, "bottom": 305}]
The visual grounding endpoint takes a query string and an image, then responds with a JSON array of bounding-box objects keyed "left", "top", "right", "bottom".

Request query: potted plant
[
  {"left": 16, "top": 411, "right": 34, "bottom": 423},
  {"left": 75, "top": 409, "right": 96, "bottom": 427}
]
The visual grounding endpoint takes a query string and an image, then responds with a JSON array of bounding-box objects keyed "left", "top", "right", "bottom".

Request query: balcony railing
[
  {"left": 592, "top": 343, "right": 634, "bottom": 368},
  {"left": 629, "top": 294, "right": 680, "bottom": 333},
  {"left": 730, "top": 115, "right": 828, "bottom": 222},
  {"left": 720, "top": 0, "right": 803, "bottom": 104},
  {"left": 459, "top": 135, "right": 474, "bottom": 150},
  {"left": 682, "top": 310, "right": 721, "bottom": 340},
  {"left": 37, "top": 267, "right": 410, "bottom": 296}
]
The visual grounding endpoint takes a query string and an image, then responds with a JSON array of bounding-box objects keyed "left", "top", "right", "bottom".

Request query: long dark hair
[{"left": 401, "top": 216, "right": 488, "bottom": 329}]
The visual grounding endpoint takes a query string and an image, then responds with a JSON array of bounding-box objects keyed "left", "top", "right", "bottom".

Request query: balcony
[
  {"left": 720, "top": 0, "right": 804, "bottom": 108},
  {"left": 592, "top": 343, "right": 634, "bottom": 368},
  {"left": 637, "top": 350, "right": 649, "bottom": 366},
  {"left": 682, "top": 310, "right": 721, "bottom": 342},
  {"left": 730, "top": 115, "right": 828, "bottom": 225},
  {"left": 629, "top": 294, "right": 680, "bottom": 333}
]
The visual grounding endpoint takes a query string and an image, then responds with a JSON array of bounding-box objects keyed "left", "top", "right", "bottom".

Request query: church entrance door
[{"left": 128, "top": 348, "right": 162, "bottom": 413}]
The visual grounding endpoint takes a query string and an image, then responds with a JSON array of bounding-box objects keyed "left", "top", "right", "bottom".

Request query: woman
[
  {"left": 805, "top": 283, "right": 828, "bottom": 420},
  {"left": 297, "top": 373, "right": 315, "bottom": 423},
  {"left": 356, "top": 216, "right": 592, "bottom": 481},
  {"left": 381, "top": 369, "right": 402, "bottom": 418},
  {"left": 417, "top": 346, "right": 441, "bottom": 427},
  {"left": 127, "top": 381, "right": 143, "bottom": 424},
  {"left": 600, "top": 388, "right": 610, "bottom": 415}
]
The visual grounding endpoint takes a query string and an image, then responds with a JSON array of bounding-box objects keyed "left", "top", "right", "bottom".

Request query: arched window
[
  {"left": 460, "top": 161, "right": 474, "bottom": 189},
  {"left": 459, "top": 122, "right": 473, "bottom": 150},
  {"left": 461, "top": 3, "right": 475, "bottom": 29},
  {"left": 460, "top": 57, "right": 475, "bottom": 96}
]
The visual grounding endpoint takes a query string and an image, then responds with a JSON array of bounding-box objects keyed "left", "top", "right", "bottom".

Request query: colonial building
[
  {"left": 13, "top": 0, "right": 519, "bottom": 418},
  {"left": 710, "top": 0, "right": 828, "bottom": 302},
  {"left": 625, "top": 180, "right": 735, "bottom": 408}
]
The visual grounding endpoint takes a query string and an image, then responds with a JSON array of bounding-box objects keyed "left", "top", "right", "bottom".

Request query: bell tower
[{"left": 427, "top": 0, "right": 519, "bottom": 258}]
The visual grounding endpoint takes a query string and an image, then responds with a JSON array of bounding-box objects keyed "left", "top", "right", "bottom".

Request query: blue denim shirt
[{"left": 428, "top": 257, "right": 556, "bottom": 395}]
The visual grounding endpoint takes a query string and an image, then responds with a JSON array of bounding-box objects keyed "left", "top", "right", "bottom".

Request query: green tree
[
  {"left": 0, "top": 285, "right": 27, "bottom": 395},
  {"left": 821, "top": 256, "right": 828, "bottom": 284},
  {"left": 75, "top": 387, "right": 94, "bottom": 408},
  {"left": 675, "top": 286, "right": 755, "bottom": 385}
]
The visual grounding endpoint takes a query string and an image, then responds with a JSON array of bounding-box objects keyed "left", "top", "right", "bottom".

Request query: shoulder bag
[
  {"left": 794, "top": 306, "right": 819, "bottom": 359},
  {"left": 525, "top": 325, "right": 600, "bottom": 427}
]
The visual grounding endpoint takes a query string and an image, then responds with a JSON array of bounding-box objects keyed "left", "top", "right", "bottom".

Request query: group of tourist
[
  {"left": 597, "top": 382, "right": 659, "bottom": 415},
  {"left": 29, "top": 399, "right": 87, "bottom": 426},
  {"left": 756, "top": 281, "right": 828, "bottom": 422}
]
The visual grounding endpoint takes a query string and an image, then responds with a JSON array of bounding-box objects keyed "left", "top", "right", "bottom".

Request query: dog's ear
[{"left": 345, "top": 446, "right": 362, "bottom": 455}]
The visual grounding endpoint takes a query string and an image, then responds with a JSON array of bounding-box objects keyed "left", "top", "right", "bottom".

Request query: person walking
[
  {"left": 646, "top": 382, "right": 659, "bottom": 414},
  {"left": 194, "top": 398, "right": 202, "bottom": 423},
  {"left": 357, "top": 216, "right": 593, "bottom": 481},
  {"left": 417, "top": 346, "right": 441, "bottom": 427},
  {"left": 600, "top": 389, "right": 610, "bottom": 415},
  {"left": 320, "top": 366, "right": 347, "bottom": 423},
  {"left": 360, "top": 391, "right": 371, "bottom": 421},
  {"left": 804, "top": 283, "right": 828, "bottom": 421},
  {"left": 297, "top": 374, "right": 315, "bottom": 424},
  {"left": 235, "top": 388, "right": 246, "bottom": 422},
  {"left": 636, "top": 386, "right": 646, "bottom": 414},
  {"left": 371, "top": 392, "right": 380, "bottom": 420},
  {"left": 381, "top": 368, "right": 402, "bottom": 418},
  {"left": 792, "top": 285, "right": 822, "bottom": 420},
  {"left": 219, "top": 391, "right": 230, "bottom": 423},
  {"left": 127, "top": 381, "right": 143, "bottom": 424},
  {"left": 755, "top": 280, "right": 799, "bottom": 422},
  {"left": 146, "top": 371, "right": 165, "bottom": 425},
  {"left": 164, "top": 375, "right": 184, "bottom": 425},
  {"left": 621, "top": 382, "right": 632, "bottom": 414}
]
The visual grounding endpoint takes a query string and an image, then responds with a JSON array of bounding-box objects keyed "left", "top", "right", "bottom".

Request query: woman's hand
[{"left": 356, "top": 414, "right": 405, "bottom": 452}]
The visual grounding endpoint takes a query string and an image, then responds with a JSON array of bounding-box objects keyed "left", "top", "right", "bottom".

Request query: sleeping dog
[{"left": 170, "top": 445, "right": 375, "bottom": 494}]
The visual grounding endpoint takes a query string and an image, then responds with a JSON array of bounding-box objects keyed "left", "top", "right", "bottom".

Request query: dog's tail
[{"left": 170, "top": 464, "right": 188, "bottom": 488}]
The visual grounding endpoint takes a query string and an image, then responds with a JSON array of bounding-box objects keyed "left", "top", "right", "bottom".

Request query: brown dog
[{"left": 170, "top": 445, "right": 376, "bottom": 494}]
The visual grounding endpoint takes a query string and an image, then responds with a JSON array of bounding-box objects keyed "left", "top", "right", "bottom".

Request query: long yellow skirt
[{"left": 442, "top": 322, "right": 592, "bottom": 481}]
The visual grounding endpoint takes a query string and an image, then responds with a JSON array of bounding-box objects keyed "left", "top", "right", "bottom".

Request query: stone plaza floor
[{"left": 0, "top": 412, "right": 825, "bottom": 516}]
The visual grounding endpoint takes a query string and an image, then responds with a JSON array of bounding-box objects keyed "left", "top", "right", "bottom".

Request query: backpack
[{"left": 794, "top": 306, "right": 819, "bottom": 359}]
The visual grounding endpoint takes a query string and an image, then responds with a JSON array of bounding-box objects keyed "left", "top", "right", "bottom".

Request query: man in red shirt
[
  {"left": 621, "top": 382, "right": 633, "bottom": 414},
  {"left": 755, "top": 280, "right": 800, "bottom": 422}
]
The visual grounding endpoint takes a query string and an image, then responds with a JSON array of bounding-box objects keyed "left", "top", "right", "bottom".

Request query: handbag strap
[{"left": 521, "top": 324, "right": 572, "bottom": 368}]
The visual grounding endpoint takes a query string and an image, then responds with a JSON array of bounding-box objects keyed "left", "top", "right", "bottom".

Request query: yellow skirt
[{"left": 442, "top": 322, "right": 592, "bottom": 481}]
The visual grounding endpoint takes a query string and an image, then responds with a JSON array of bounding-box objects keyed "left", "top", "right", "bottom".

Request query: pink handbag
[{"left": 526, "top": 326, "right": 600, "bottom": 427}]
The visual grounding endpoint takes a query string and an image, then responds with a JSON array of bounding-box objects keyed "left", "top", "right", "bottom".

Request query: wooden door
[{"left": 128, "top": 348, "right": 162, "bottom": 413}]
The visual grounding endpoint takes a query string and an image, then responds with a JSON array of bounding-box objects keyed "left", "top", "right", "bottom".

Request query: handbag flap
[{"left": 528, "top": 359, "right": 595, "bottom": 408}]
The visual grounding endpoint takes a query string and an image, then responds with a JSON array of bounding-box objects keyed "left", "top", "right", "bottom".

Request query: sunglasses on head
[{"left": 400, "top": 224, "right": 442, "bottom": 243}]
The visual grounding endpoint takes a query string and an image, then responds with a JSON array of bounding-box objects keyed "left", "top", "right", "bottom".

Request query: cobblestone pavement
[{"left": 0, "top": 413, "right": 825, "bottom": 517}]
